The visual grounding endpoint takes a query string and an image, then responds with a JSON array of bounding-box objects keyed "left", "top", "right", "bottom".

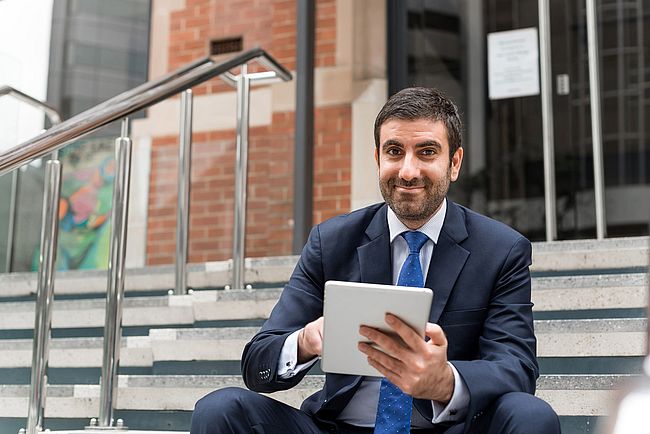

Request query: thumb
[{"left": 425, "top": 322, "right": 447, "bottom": 346}]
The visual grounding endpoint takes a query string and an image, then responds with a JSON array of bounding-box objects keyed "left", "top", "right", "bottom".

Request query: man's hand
[
  {"left": 358, "top": 314, "right": 454, "bottom": 403},
  {"left": 298, "top": 316, "right": 324, "bottom": 363}
]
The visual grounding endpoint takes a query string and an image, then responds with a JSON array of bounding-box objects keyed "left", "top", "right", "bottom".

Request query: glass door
[
  {"left": 549, "top": 0, "right": 649, "bottom": 238},
  {"left": 388, "top": 0, "right": 650, "bottom": 241}
]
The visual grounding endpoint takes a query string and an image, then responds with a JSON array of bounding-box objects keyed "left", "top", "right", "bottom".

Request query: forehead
[{"left": 379, "top": 118, "right": 449, "bottom": 147}]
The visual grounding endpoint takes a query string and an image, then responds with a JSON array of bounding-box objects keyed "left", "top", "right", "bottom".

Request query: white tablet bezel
[{"left": 321, "top": 280, "right": 433, "bottom": 377}]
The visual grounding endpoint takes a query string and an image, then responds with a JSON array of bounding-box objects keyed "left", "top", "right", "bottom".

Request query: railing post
[
  {"left": 231, "top": 64, "right": 251, "bottom": 290},
  {"left": 175, "top": 90, "right": 193, "bottom": 295},
  {"left": 586, "top": 0, "right": 607, "bottom": 239},
  {"left": 98, "top": 118, "right": 132, "bottom": 429},
  {"left": 25, "top": 159, "right": 62, "bottom": 434},
  {"left": 538, "top": 0, "right": 558, "bottom": 241},
  {"left": 5, "top": 170, "right": 19, "bottom": 273}
]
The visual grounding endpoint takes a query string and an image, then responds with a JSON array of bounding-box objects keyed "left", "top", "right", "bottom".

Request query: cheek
[
  {"left": 421, "top": 167, "right": 447, "bottom": 181},
  {"left": 378, "top": 161, "right": 398, "bottom": 179}
]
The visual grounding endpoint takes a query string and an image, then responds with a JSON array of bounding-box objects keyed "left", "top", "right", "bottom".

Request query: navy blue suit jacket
[{"left": 241, "top": 200, "right": 538, "bottom": 429}]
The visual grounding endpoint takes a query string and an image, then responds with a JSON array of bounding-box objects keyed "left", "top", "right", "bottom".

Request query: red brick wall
[
  {"left": 147, "top": 0, "right": 347, "bottom": 265},
  {"left": 167, "top": 0, "right": 336, "bottom": 95},
  {"left": 147, "top": 105, "right": 351, "bottom": 265}
]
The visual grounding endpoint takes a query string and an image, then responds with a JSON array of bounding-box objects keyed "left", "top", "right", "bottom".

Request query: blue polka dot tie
[{"left": 374, "top": 231, "right": 429, "bottom": 434}]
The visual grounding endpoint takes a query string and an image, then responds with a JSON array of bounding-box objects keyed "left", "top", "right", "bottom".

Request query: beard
[{"left": 379, "top": 165, "right": 451, "bottom": 225}]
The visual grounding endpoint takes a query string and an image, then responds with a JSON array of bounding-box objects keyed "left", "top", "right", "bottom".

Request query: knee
[
  {"left": 194, "top": 386, "right": 248, "bottom": 414},
  {"left": 191, "top": 387, "right": 251, "bottom": 433},
  {"left": 492, "top": 392, "right": 560, "bottom": 434}
]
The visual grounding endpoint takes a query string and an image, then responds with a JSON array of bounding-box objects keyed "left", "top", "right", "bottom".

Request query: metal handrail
[
  {"left": 0, "top": 86, "right": 63, "bottom": 273},
  {"left": 0, "top": 48, "right": 291, "bottom": 432},
  {"left": 0, "top": 86, "right": 63, "bottom": 125},
  {"left": 0, "top": 48, "right": 291, "bottom": 176}
]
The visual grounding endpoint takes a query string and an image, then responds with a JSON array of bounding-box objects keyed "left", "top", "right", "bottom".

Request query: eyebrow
[
  {"left": 415, "top": 140, "right": 442, "bottom": 151},
  {"left": 381, "top": 139, "right": 403, "bottom": 150},
  {"left": 381, "top": 139, "right": 442, "bottom": 151}
]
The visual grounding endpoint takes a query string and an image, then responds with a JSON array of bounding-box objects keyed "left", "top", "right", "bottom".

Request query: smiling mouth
[{"left": 395, "top": 185, "right": 424, "bottom": 190}]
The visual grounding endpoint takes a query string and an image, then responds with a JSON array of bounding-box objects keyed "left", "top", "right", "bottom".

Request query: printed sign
[{"left": 488, "top": 27, "right": 540, "bottom": 100}]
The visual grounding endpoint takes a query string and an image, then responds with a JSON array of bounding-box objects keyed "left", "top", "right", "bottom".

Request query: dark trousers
[{"left": 190, "top": 387, "right": 560, "bottom": 434}]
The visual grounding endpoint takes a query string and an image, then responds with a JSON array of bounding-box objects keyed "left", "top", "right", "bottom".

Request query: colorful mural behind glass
[{"left": 31, "top": 138, "right": 115, "bottom": 271}]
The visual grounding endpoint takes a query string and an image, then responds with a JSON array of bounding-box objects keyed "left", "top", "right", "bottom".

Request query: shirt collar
[{"left": 387, "top": 197, "right": 447, "bottom": 244}]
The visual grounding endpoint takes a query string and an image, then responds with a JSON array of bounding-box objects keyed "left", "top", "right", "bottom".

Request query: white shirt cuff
[
  {"left": 277, "top": 329, "right": 319, "bottom": 379},
  {"left": 431, "top": 362, "right": 469, "bottom": 423}
]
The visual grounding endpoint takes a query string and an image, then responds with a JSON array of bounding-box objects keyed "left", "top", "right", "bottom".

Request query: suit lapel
[
  {"left": 425, "top": 201, "right": 470, "bottom": 323},
  {"left": 358, "top": 204, "right": 392, "bottom": 285}
]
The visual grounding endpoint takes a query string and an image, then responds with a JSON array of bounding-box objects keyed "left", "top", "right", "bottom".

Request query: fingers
[
  {"left": 358, "top": 341, "right": 400, "bottom": 372},
  {"left": 363, "top": 346, "right": 403, "bottom": 384},
  {"left": 359, "top": 314, "right": 425, "bottom": 355},
  {"left": 359, "top": 325, "right": 399, "bottom": 350},
  {"left": 359, "top": 319, "right": 451, "bottom": 401},
  {"left": 385, "top": 314, "right": 428, "bottom": 349}
]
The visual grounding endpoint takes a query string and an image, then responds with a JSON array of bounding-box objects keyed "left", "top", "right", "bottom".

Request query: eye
[
  {"left": 420, "top": 148, "right": 437, "bottom": 156},
  {"left": 385, "top": 147, "right": 402, "bottom": 156}
]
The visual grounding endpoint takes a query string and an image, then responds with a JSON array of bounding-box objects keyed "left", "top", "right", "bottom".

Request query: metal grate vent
[{"left": 210, "top": 37, "right": 243, "bottom": 55}]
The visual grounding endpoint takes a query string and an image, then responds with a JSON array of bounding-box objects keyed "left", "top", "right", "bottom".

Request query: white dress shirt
[{"left": 277, "top": 198, "right": 469, "bottom": 427}]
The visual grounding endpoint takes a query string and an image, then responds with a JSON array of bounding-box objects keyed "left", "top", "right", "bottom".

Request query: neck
[
  {"left": 397, "top": 200, "right": 445, "bottom": 230},
  {"left": 401, "top": 218, "right": 429, "bottom": 230}
]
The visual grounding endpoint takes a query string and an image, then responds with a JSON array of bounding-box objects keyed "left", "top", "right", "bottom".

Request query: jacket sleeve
[
  {"left": 241, "top": 225, "right": 326, "bottom": 393},
  {"left": 451, "top": 236, "right": 538, "bottom": 426}
]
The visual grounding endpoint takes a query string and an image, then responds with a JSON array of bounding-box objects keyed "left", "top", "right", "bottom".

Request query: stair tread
[{"left": 0, "top": 373, "right": 635, "bottom": 392}]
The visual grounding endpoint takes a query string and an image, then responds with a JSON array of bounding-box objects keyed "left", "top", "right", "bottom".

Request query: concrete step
[
  {"left": 0, "top": 237, "right": 646, "bottom": 299},
  {"left": 0, "top": 319, "right": 644, "bottom": 372},
  {"left": 0, "top": 257, "right": 297, "bottom": 298},
  {"left": 0, "top": 336, "right": 153, "bottom": 368},
  {"left": 0, "top": 327, "right": 258, "bottom": 369},
  {"left": 0, "top": 290, "right": 281, "bottom": 331},
  {"left": 531, "top": 237, "right": 648, "bottom": 273},
  {"left": 143, "top": 319, "right": 648, "bottom": 360},
  {"left": 0, "top": 374, "right": 632, "bottom": 418},
  {"left": 532, "top": 273, "right": 647, "bottom": 312},
  {"left": 536, "top": 318, "right": 647, "bottom": 357},
  {"left": 0, "top": 270, "right": 646, "bottom": 333}
]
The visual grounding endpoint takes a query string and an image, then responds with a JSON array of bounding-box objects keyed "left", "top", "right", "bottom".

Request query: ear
[
  {"left": 374, "top": 147, "right": 380, "bottom": 168},
  {"left": 449, "top": 147, "right": 463, "bottom": 182}
]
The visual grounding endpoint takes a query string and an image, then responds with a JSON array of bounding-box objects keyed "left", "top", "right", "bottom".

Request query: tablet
[{"left": 321, "top": 280, "right": 433, "bottom": 377}]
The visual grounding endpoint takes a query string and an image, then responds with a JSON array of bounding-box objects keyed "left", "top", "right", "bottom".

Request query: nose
[{"left": 399, "top": 152, "right": 420, "bottom": 181}]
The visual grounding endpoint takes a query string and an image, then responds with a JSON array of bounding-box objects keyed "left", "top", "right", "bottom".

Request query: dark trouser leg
[
  {"left": 467, "top": 392, "right": 561, "bottom": 434},
  {"left": 190, "top": 387, "right": 327, "bottom": 434}
]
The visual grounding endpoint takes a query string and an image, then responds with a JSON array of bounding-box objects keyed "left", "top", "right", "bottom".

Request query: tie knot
[{"left": 401, "top": 231, "right": 429, "bottom": 254}]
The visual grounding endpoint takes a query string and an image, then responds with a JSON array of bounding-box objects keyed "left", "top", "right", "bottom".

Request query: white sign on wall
[{"left": 487, "top": 27, "right": 540, "bottom": 100}]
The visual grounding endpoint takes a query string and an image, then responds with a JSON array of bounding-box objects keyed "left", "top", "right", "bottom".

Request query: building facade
[{"left": 1, "top": 0, "right": 648, "bottom": 271}]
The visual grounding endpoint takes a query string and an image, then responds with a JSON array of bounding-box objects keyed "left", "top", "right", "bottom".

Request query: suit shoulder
[{"left": 316, "top": 203, "right": 384, "bottom": 236}]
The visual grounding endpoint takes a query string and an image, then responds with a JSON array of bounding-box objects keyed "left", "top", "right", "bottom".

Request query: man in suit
[{"left": 191, "top": 87, "right": 560, "bottom": 433}]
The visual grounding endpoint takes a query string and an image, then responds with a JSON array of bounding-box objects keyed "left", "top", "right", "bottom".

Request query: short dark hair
[{"left": 373, "top": 87, "right": 462, "bottom": 158}]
